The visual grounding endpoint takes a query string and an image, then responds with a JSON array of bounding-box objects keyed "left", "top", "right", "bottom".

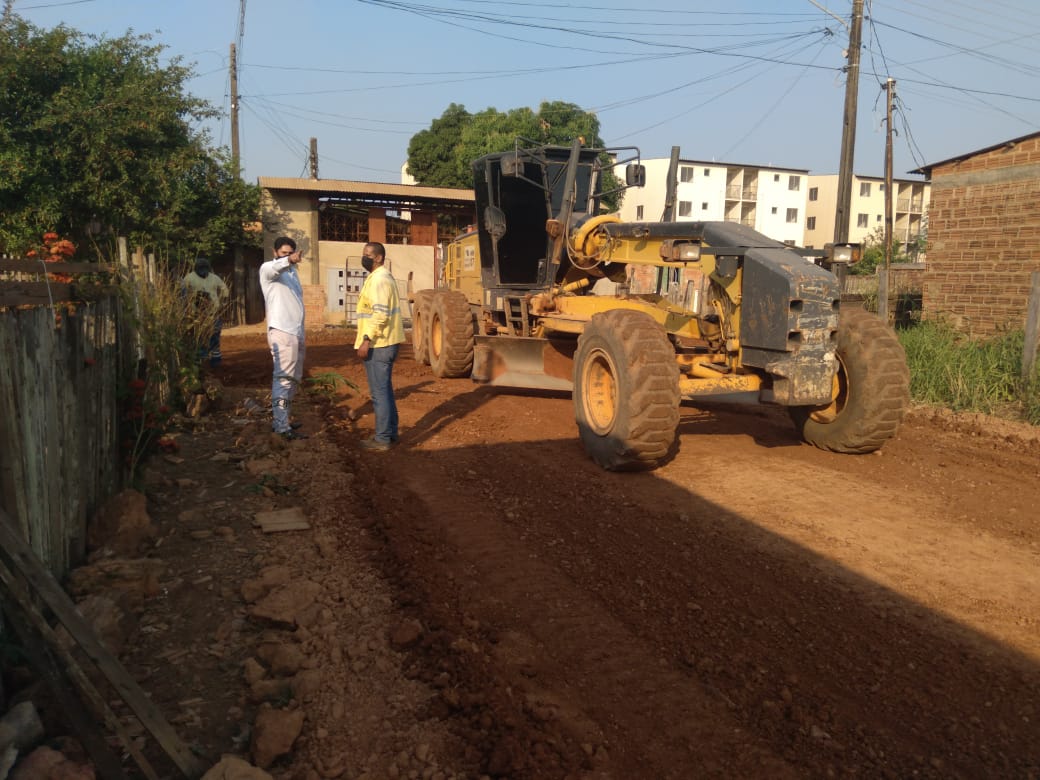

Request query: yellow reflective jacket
[{"left": 354, "top": 265, "right": 405, "bottom": 348}]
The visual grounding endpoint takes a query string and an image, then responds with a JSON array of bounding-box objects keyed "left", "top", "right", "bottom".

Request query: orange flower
[{"left": 43, "top": 232, "right": 59, "bottom": 241}]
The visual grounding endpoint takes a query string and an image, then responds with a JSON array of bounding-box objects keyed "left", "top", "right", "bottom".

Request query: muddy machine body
[{"left": 411, "top": 140, "right": 910, "bottom": 470}]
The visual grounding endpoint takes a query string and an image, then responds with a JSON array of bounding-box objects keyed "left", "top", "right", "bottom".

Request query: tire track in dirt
[{"left": 379, "top": 448, "right": 799, "bottom": 779}]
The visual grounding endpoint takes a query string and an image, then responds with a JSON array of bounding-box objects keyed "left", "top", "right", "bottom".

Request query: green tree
[
  {"left": 405, "top": 102, "right": 472, "bottom": 188},
  {"left": 407, "top": 100, "right": 623, "bottom": 210},
  {"left": 0, "top": 17, "right": 259, "bottom": 258},
  {"left": 849, "top": 226, "right": 918, "bottom": 276}
]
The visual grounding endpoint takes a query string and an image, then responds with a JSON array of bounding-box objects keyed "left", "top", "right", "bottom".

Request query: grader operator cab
[{"left": 411, "top": 139, "right": 910, "bottom": 471}]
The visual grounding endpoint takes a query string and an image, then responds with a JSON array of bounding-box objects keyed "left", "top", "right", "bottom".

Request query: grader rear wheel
[
  {"left": 573, "top": 310, "right": 680, "bottom": 471},
  {"left": 429, "top": 290, "right": 475, "bottom": 379},
  {"left": 411, "top": 290, "right": 434, "bottom": 365},
  {"left": 789, "top": 307, "right": 910, "bottom": 453}
]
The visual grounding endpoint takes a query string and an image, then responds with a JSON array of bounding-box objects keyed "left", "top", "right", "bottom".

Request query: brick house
[
  {"left": 914, "top": 131, "right": 1040, "bottom": 337},
  {"left": 259, "top": 178, "right": 475, "bottom": 327}
]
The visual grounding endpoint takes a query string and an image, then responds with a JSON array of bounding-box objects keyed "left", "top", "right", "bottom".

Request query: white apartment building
[
  {"left": 803, "top": 174, "right": 929, "bottom": 253},
  {"left": 617, "top": 158, "right": 810, "bottom": 245}
]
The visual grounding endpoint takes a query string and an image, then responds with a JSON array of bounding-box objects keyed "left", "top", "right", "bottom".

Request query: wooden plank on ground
[
  {"left": 0, "top": 557, "right": 159, "bottom": 780},
  {"left": 0, "top": 589, "right": 131, "bottom": 780},
  {"left": 0, "top": 510, "right": 204, "bottom": 779},
  {"left": 254, "top": 507, "right": 311, "bottom": 533}
]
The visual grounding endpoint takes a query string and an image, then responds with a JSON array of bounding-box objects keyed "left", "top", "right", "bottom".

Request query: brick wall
[
  {"left": 302, "top": 284, "right": 326, "bottom": 332},
  {"left": 924, "top": 134, "right": 1040, "bottom": 337}
]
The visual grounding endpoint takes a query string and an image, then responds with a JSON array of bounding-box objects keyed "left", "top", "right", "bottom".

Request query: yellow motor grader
[{"left": 411, "top": 139, "right": 910, "bottom": 471}]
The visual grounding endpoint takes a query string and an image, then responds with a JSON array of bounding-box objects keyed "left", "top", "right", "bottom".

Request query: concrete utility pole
[
  {"left": 834, "top": 0, "right": 864, "bottom": 245},
  {"left": 884, "top": 78, "right": 895, "bottom": 270},
  {"left": 309, "top": 138, "right": 319, "bottom": 179},
  {"left": 229, "top": 43, "right": 241, "bottom": 175}
]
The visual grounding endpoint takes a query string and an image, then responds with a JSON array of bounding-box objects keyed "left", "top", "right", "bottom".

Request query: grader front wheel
[
  {"left": 411, "top": 290, "right": 434, "bottom": 366},
  {"left": 573, "top": 310, "right": 680, "bottom": 471},
  {"left": 789, "top": 307, "right": 910, "bottom": 453},
  {"left": 428, "top": 290, "right": 475, "bottom": 379}
]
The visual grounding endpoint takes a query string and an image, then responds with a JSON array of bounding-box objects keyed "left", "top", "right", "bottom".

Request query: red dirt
[{"left": 119, "top": 326, "right": 1040, "bottom": 779}]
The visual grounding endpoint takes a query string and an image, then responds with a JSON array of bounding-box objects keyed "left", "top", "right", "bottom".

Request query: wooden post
[
  {"left": 877, "top": 268, "right": 890, "bottom": 325},
  {"left": 1023, "top": 271, "right": 1040, "bottom": 381},
  {"left": 233, "top": 245, "right": 245, "bottom": 325}
]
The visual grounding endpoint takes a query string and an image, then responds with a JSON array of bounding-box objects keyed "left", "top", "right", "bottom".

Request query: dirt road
[{"left": 129, "top": 328, "right": 1040, "bottom": 779}]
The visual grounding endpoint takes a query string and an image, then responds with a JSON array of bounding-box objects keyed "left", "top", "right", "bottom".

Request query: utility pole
[
  {"left": 833, "top": 0, "right": 864, "bottom": 246},
  {"left": 884, "top": 78, "right": 895, "bottom": 271},
  {"left": 229, "top": 43, "right": 240, "bottom": 175},
  {"left": 309, "top": 137, "right": 319, "bottom": 179}
]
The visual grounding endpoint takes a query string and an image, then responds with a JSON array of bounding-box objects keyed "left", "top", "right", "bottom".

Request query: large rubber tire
[
  {"left": 429, "top": 290, "right": 474, "bottom": 378},
  {"left": 411, "top": 290, "right": 434, "bottom": 366},
  {"left": 573, "top": 310, "right": 680, "bottom": 471},
  {"left": 789, "top": 307, "right": 910, "bottom": 453}
]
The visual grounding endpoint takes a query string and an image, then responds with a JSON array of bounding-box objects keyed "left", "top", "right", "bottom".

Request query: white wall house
[
  {"left": 618, "top": 158, "right": 810, "bottom": 245},
  {"left": 803, "top": 174, "right": 929, "bottom": 252}
]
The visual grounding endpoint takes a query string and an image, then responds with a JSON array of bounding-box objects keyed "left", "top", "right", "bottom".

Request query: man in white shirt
[{"left": 259, "top": 236, "right": 306, "bottom": 438}]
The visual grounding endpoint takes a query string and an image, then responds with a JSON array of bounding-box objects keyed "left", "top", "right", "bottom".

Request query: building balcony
[{"left": 725, "top": 185, "right": 757, "bottom": 201}]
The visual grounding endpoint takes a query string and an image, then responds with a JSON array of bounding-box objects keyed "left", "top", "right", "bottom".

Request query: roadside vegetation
[{"left": 898, "top": 322, "right": 1040, "bottom": 425}]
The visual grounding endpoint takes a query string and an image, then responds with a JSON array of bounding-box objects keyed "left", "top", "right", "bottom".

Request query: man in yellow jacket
[{"left": 355, "top": 242, "right": 406, "bottom": 450}]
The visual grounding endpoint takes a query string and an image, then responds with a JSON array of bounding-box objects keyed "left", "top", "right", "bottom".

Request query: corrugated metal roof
[{"left": 258, "top": 177, "right": 474, "bottom": 202}]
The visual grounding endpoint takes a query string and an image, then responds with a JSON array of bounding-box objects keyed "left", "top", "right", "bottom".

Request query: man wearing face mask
[
  {"left": 182, "top": 256, "right": 229, "bottom": 367},
  {"left": 354, "top": 242, "right": 405, "bottom": 451},
  {"left": 260, "top": 237, "right": 307, "bottom": 439}
]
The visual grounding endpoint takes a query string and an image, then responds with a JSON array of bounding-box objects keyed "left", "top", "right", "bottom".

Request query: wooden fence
[{"left": 0, "top": 259, "right": 128, "bottom": 577}]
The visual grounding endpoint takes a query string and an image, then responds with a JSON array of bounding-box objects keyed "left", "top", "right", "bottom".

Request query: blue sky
[{"left": 15, "top": 0, "right": 1040, "bottom": 184}]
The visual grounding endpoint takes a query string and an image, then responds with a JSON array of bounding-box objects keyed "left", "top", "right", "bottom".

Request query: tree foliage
[
  {"left": 849, "top": 225, "right": 926, "bottom": 276},
  {"left": 407, "top": 100, "right": 623, "bottom": 210},
  {"left": 0, "top": 17, "right": 259, "bottom": 259}
]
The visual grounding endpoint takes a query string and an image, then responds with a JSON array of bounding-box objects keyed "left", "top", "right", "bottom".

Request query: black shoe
[
  {"left": 359, "top": 437, "right": 393, "bottom": 451},
  {"left": 279, "top": 429, "right": 309, "bottom": 441},
  {"left": 290, "top": 421, "right": 304, "bottom": 430}
]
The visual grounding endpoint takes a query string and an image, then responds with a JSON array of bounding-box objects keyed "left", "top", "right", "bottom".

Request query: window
[
  {"left": 771, "top": 207, "right": 778, "bottom": 215},
  {"left": 774, "top": 174, "right": 780, "bottom": 182},
  {"left": 319, "top": 207, "right": 368, "bottom": 242},
  {"left": 789, "top": 175, "right": 800, "bottom": 191},
  {"left": 636, "top": 205, "right": 644, "bottom": 220},
  {"left": 702, "top": 202, "right": 708, "bottom": 210},
  {"left": 877, "top": 214, "right": 883, "bottom": 222},
  {"left": 806, "top": 216, "right": 816, "bottom": 230},
  {"left": 879, "top": 183, "right": 886, "bottom": 192},
  {"left": 680, "top": 166, "right": 694, "bottom": 183},
  {"left": 703, "top": 168, "right": 710, "bottom": 176},
  {"left": 857, "top": 213, "right": 869, "bottom": 228},
  {"left": 678, "top": 201, "right": 693, "bottom": 217},
  {"left": 860, "top": 182, "right": 871, "bottom": 197},
  {"left": 786, "top": 208, "right": 798, "bottom": 223},
  {"left": 386, "top": 215, "right": 411, "bottom": 244},
  {"left": 809, "top": 187, "right": 818, "bottom": 202}
]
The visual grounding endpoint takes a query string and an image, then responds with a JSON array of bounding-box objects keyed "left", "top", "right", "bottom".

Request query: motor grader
[{"left": 410, "top": 139, "right": 910, "bottom": 471}]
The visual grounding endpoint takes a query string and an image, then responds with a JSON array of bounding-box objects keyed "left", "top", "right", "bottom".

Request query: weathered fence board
[{"left": 0, "top": 298, "right": 126, "bottom": 576}]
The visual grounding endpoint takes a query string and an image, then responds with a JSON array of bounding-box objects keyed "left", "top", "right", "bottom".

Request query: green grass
[{"left": 898, "top": 321, "right": 1040, "bottom": 425}]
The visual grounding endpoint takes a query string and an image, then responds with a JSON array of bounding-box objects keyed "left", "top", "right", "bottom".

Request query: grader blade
[{"left": 472, "top": 335, "right": 575, "bottom": 391}]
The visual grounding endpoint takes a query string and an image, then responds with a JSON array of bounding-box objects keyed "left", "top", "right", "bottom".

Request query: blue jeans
[{"left": 363, "top": 343, "right": 399, "bottom": 443}]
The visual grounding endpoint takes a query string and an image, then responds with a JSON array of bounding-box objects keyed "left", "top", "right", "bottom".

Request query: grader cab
[{"left": 411, "top": 139, "right": 910, "bottom": 471}]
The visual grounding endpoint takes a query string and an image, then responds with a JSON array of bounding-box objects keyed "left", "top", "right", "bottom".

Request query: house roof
[
  {"left": 910, "top": 130, "right": 1040, "bottom": 176},
  {"left": 258, "top": 177, "right": 474, "bottom": 206},
  {"left": 663, "top": 159, "right": 810, "bottom": 174}
]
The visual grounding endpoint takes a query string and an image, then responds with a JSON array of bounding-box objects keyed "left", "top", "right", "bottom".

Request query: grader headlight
[{"left": 659, "top": 240, "right": 701, "bottom": 262}]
